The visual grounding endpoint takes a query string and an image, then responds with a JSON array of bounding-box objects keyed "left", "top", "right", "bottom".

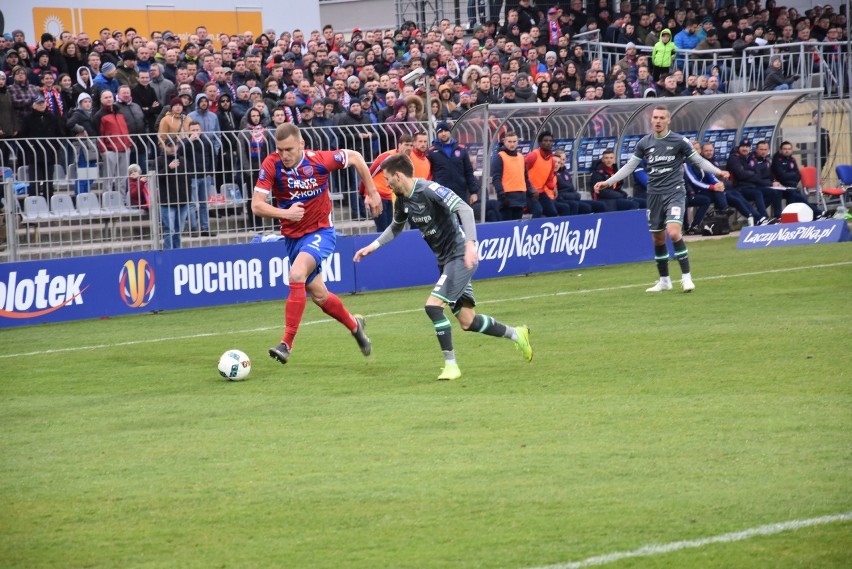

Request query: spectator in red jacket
[{"left": 93, "top": 89, "right": 132, "bottom": 194}]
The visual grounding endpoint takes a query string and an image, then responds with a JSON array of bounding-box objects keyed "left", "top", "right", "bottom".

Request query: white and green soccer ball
[{"left": 218, "top": 349, "right": 252, "bottom": 381}]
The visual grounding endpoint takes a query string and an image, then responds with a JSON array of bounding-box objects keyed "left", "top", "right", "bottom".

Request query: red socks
[
  {"left": 318, "top": 292, "right": 357, "bottom": 332},
  {"left": 282, "top": 282, "right": 307, "bottom": 348}
]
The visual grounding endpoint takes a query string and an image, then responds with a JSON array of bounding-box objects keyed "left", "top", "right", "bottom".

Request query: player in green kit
[
  {"left": 353, "top": 153, "right": 532, "bottom": 381},
  {"left": 594, "top": 106, "right": 730, "bottom": 292}
]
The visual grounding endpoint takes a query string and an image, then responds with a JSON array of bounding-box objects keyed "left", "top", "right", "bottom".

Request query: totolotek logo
[
  {"left": 119, "top": 259, "right": 156, "bottom": 308},
  {"left": 0, "top": 270, "right": 88, "bottom": 319}
]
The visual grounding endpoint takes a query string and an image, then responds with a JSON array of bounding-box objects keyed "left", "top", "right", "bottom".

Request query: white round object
[
  {"left": 218, "top": 349, "right": 252, "bottom": 381},
  {"left": 782, "top": 202, "right": 814, "bottom": 222}
]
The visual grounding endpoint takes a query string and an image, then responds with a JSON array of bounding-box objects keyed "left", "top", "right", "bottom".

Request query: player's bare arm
[
  {"left": 464, "top": 240, "right": 478, "bottom": 270},
  {"left": 346, "top": 150, "right": 383, "bottom": 218},
  {"left": 251, "top": 189, "right": 305, "bottom": 222}
]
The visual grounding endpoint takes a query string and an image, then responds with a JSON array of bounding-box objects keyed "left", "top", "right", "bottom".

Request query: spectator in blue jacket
[
  {"left": 91, "top": 61, "right": 119, "bottom": 111},
  {"left": 674, "top": 20, "right": 701, "bottom": 51}
]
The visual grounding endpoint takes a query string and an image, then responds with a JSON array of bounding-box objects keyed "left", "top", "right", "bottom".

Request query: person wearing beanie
[
  {"left": 20, "top": 90, "right": 65, "bottom": 199},
  {"left": 38, "top": 32, "right": 67, "bottom": 76},
  {"left": 695, "top": 28, "right": 721, "bottom": 51},
  {"left": 762, "top": 54, "right": 799, "bottom": 91},
  {"left": 427, "top": 121, "right": 479, "bottom": 207},
  {"left": 544, "top": 51, "right": 558, "bottom": 74},
  {"left": 92, "top": 61, "right": 119, "bottom": 110},
  {"left": 232, "top": 84, "right": 251, "bottom": 120},
  {"left": 116, "top": 49, "right": 139, "bottom": 89},
  {"left": 514, "top": 72, "right": 537, "bottom": 103},
  {"left": 157, "top": 96, "right": 191, "bottom": 148},
  {"left": 185, "top": 93, "right": 221, "bottom": 236}
]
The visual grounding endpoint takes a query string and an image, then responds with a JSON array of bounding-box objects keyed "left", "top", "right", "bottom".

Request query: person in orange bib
[
  {"left": 360, "top": 134, "right": 414, "bottom": 231},
  {"left": 410, "top": 131, "right": 432, "bottom": 180},
  {"left": 492, "top": 130, "right": 536, "bottom": 220},
  {"left": 525, "top": 130, "right": 561, "bottom": 217}
]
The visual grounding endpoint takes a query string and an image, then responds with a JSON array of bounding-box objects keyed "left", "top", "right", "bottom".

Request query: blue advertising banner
[
  {"left": 352, "top": 210, "right": 653, "bottom": 291},
  {"left": 0, "top": 242, "right": 356, "bottom": 327},
  {"left": 737, "top": 220, "right": 851, "bottom": 249},
  {"left": 0, "top": 211, "right": 652, "bottom": 328}
]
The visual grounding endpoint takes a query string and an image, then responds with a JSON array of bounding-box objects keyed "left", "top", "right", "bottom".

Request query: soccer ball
[{"left": 218, "top": 349, "right": 252, "bottom": 381}]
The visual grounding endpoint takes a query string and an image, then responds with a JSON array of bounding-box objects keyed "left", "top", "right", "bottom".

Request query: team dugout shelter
[{"left": 449, "top": 89, "right": 826, "bottom": 218}]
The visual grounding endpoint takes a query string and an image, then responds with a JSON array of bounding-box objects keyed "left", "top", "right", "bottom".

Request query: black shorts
[
  {"left": 432, "top": 258, "right": 477, "bottom": 312},
  {"left": 647, "top": 192, "right": 686, "bottom": 232}
]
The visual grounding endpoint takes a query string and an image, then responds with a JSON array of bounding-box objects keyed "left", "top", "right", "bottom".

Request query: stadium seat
[
  {"left": 102, "top": 191, "right": 143, "bottom": 216},
  {"left": 21, "top": 196, "right": 55, "bottom": 222},
  {"left": 50, "top": 194, "right": 81, "bottom": 218},
  {"left": 220, "top": 183, "right": 243, "bottom": 203},
  {"left": 801, "top": 166, "right": 846, "bottom": 210},
  {"left": 75, "top": 193, "right": 105, "bottom": 217},
  {"left": 834, "top": 164, "right": 852, "bottom": 208},
  {"left": 53, "top": 164, "right": 72, "bottom": 192},
  {"left": 13, "top": 166, "right": 30, "bottom": 195}
]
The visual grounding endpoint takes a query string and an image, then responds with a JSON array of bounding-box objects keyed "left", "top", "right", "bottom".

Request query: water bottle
[
  {"left": 747, "top": 215, "right": 754, "bottom": 226},
  {"left": 834, "top": 206, "right": 848, "bottom": 220}
]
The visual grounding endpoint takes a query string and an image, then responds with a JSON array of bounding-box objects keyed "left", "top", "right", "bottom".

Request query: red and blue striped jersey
[{"left": 256, "top": 149, "right": 348, "bottom": 238}]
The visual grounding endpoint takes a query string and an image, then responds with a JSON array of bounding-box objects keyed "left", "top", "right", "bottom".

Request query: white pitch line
[
  {"left": 3, "top": 260, "right": 850, "bottom": 359},
  {"left": 525, "top": 511, "right": 852, "bottom": 569}
]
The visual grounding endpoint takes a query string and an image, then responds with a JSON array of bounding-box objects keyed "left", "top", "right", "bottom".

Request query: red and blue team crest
[
  {"left": 455, "top": 150, "right": 461, "bottom": 157},
  {"left": 259, "top": 169, "right": 267, "bottom": 181},
  {"left": 302, "top": 164, "right": 314, "bottom": 177},
  {"left": 334, "top": 150, "right": 346, "bottom": 163}
]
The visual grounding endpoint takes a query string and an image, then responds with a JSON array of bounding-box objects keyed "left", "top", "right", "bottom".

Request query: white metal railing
[
  {"left": 595, "top": 40, "right": 848, "bottom": 99},
  {"left": 1, "top": 122, "right": 432, "bottom": 262}
]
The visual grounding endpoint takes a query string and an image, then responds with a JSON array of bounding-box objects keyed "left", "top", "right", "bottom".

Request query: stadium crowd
[{"left": 0, "top": 0, "right": 845, "bottom": 238}]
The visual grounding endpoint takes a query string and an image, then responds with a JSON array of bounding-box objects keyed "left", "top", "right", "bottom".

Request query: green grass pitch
[{"left": 1, "top": 237, "right": 850, "bottom": 568}]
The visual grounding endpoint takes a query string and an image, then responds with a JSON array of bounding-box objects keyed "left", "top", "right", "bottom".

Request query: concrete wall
[
  {"left": 2, "top": 1, "right": 321, "bottom": 44},
  {"left": 319, "top": 0, "right": 397, "bottom": 33}
]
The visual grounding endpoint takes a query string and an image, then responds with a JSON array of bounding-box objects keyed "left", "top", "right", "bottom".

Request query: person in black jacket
[
  {"left": 178, "top": 121, "right": 217, "bottom": 236},
  {"left": 131, "top": 69, "right": 161, "bottom": 133},
  {"left": 216, "top": 92, "right": 240, "bottom": 185},
  {"left": 588, "top": 150, "right": 639, "bottom": 211},
  {"left": 335, "top": 97, "right": 376, "bottom": 218},
  {"left": 553, "top": 150, "right": 607, "bottom": 215},
  {"left": 771, "top": 141, "right": 824, "bottom": 218},
  {"left": 19, "top": 95, "right": 64, "bottom": 199},
  {"left": 727, "top": 139, "right": 779, "bottom": 223},
  {"left": 426, "top": 121, "right": 478, "bottom": 206},
  {"left": 156, "top": 140, "right": 191, "bottom": 249}
]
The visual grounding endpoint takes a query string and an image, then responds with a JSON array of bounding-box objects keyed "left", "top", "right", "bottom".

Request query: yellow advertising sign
[{"left": 32, "top": 7, "right": 262, "bottom": 45}]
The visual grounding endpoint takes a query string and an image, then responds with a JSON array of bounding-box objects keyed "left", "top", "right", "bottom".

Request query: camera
[{"left": 401, "top": 68, "right": 426, "bottom": 85}]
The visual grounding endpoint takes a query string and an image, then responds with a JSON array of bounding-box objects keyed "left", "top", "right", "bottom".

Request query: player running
[
  {"left": 253, "top": 123, "right": 383, "bottom": 364},
  {"left": 594, "top": 106, "right": 730, "bottom": 293},
  {"left": 353, "top": 154, "right": 532, "bottom": 381}
]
